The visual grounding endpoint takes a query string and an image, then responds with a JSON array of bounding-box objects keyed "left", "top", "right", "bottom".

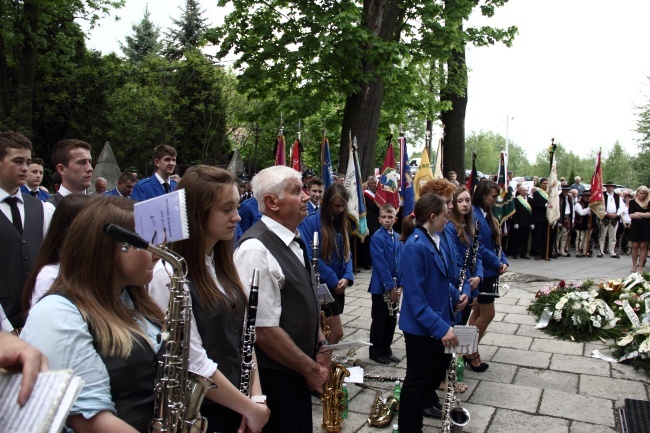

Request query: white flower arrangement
[{"left": 554, "top": 290, "right": 618, "bottom": 330}]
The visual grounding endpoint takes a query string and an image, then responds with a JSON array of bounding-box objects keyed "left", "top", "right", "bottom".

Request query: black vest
[
  {"left": 99, "top": 334, "right": 159, "bottom": 433},
  {"left": 559, "top": 194, "right": 574, "bottom": 220},
  {"left": 239, "top": 221, "right": 319, "bottom": 375},
  {"left": 190, "top": 281, "right": 246, "bottom": 388},
  {"left": 189, "top": 280, "right": 246, "bottom": 430},
  {"left": 0, "top": 194, "right": 43, "bottom": 328},
  {"left": 45, "top": 192, "right": 63, "bottom": 208}
]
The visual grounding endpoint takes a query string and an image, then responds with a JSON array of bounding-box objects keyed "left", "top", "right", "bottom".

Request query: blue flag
[
  {"left": 321, "top": 137, "right": 335, "bottom": 189},
  {"left": 399, "top": 134, "right": 415, "bottom": 216}
]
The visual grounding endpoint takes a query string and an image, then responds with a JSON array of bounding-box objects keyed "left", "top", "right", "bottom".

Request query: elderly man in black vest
[
  {"left": 0, "top": 131, "right": 50, "bottom": 329},
  {"left": 598, "top": 181, "right": 623, "bottom": 258},
  {"left": 234, "top": 165, "right": 329, "bottom": 433}
]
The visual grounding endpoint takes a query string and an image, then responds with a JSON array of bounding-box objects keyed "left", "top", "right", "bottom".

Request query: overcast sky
[{"left": 85, "top": 0, "right": 650, "bottom": 163}]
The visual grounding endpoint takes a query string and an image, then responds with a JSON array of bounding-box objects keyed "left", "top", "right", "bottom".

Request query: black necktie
[
  {"left": 294, "top": 236, "right": 312, "bottom": 273},
  {"left": 30, "top": 190, "right": 38, "bottom": 197},
  {"left": 5, "top": 197, "right": 23, "bottom": 234},
  {"left": 162, "top": 182, "right": 170, "bottom": 194}
]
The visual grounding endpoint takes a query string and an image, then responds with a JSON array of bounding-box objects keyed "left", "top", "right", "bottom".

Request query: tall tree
[
  {"left": 0, "top": 0, "right": 123, "bottom": 134},
  {"left": 634, "top": 92, "right": 650, "bottom": 186},
  {"left": 213, "top": 0, "right": 516, "bottom": 177},
  {"left": 163, "top": 0, "right": 208, "bottom": 60},
  {"left": 121, "top": 5, "right": 162, "bottom": 63}
]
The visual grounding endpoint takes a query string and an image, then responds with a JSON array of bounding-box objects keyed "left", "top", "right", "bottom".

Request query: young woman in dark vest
[
  {"left": 148, "top": 165, "right": 269, "bottom": 433},
  {"left": 21, "top": 197, "right": 165, "bottom": 432}
]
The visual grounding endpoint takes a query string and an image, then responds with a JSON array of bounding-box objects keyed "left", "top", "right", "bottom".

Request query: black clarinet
[
  {"left": 470, "top": 220, "right": 480, "bottom": 276},
  {"left": 239, "top": 268, "right": 260, "bottom": 397}
]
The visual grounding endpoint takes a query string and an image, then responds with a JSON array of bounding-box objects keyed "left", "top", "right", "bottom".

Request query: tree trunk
[
  {"left": 440, "top": 43, "right": 467, "bottom": 180},
  {"left": 339, "top": 79, "right": 385, "bottom": 177},
  {"left": 13, "top": 0, "right": 41, "bottom": 134},
  {"left": 337, "top": 0, "right": 406, "bottom": 178}
]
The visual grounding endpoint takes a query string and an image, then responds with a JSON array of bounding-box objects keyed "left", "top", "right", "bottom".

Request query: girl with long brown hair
[
  {"left": 22, "top": 193, "right": 91, "bottom": 312},
  {"left": 468, "top": 180, "right": 509, "bottom": 372},
  {"left": 148, "top": 165, "right": 269, "bottom": 433},
  {"left": 445, "top": 187, "right": 483, "bottom": 326},
  {"left": 21, "top": 196, "right": 165, "bottom": 432},
  {"left": 299, "top": 183, "right": 354, "bottom": 344}
]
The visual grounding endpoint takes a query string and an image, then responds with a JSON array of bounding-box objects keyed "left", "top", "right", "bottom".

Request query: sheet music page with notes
[
  {"left": 0, "top": 369, "right": 83, "bottom": 433},
  {"left": 444, "top": 325, "right": 479, "bottom": 354}
]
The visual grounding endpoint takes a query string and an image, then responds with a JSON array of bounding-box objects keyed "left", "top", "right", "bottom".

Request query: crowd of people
[
  {"left": 1, "top": 128, "right": 648, "bottom": 433},
  {"left": 505, "top": 175, "right": 650, "bottom": 274}
]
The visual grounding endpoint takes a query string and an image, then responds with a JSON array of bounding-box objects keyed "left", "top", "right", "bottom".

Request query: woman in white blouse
[{"left": 148, "top": 165, "right": 269, "bottom": 433}]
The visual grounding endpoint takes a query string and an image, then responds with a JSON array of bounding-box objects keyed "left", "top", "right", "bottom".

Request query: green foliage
[
  {"left": 529, "top": 145, "right": 596, "bottom": 182},
  {"left": 120, "top": 6, "right": 162, "bottom": 63},
  {"left": 602, "top": 141, "right": 639, "bottom": 187},
  {"left": 464, "top": 131, "right": 530, "bottom": 175},
  {"left": 163, "top": 0, "right": 208, "bottom": 61},
  {"left": 634, "top": 94, "right": 650, "bottom": 186}
]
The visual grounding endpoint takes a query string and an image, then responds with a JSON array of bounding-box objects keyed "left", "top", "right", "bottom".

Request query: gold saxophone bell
[
  {"left": 367, "top": 389, "right": 399, "bottom": 427},
  {"left": 321, "top": 362, "right": 350, "bottom": 433}
]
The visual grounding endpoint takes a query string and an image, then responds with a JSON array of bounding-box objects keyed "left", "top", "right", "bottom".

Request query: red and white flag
[{"left": 589, "top": 150, "right": 606, "bottom": 220}]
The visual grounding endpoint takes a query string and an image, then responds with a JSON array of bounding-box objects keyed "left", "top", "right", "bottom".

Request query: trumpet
[{"left": 384, "top": 277, "right": 400, "bottom": 318}]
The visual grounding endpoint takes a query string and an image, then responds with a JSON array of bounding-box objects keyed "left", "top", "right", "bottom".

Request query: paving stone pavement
[{"left": 309, "top": 267, "right": 650, "bottom": 432}]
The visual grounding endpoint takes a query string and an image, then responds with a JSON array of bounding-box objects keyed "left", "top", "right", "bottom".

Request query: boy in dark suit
[{"left": 368, "top": 203, "right": 402, "bottom": 364}]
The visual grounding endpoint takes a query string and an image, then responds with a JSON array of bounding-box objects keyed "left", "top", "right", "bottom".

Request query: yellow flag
[
  {"left": 433, "top": 138, "right": 443, "bottom": 179},
  {"left": 413, "top": 148, "right": 434, "bottom": 200}
]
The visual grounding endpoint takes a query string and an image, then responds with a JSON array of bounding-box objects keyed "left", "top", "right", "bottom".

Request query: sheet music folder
[{"left": 134, "top": 189, "right": 190, "bottom": 244}]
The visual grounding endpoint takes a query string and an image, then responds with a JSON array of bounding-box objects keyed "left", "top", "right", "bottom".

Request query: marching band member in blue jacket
[
  {"left": 445, "top": 187, "right": 484, "bottom": 326},
  {"left": 398, "top": 193, "right": 467, "bottom": 432},
  {"left": 299, "top": 183, "right": 353, "bottom": 344},
  {"left": 130, "top": 144, "right": 177, "bottom": 201},
  {"left": 367, "top": 203, "right": 402, "bottom": 365},
  {"left": 468, "top": 180, "right": 509, "bottom": 372}
]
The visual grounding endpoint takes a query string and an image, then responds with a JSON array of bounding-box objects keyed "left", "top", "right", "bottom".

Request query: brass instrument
[
  {"left": 354, "top": 383, "right": 399, "bottom": 427},
  {"left": 383, "top": 277, "right": 400, "bottom": 318},
  {"left": 102, "top": 224, "right": 215, "bottom": 433},
  {"left": 440, "top": 354, "right": 470, "bottom": 433},
  {"left": 240, "top": 269, "right": 260, "bottom": 397},
  {"left": 321, "top": 362, "right": 350, "bottom": 433}
]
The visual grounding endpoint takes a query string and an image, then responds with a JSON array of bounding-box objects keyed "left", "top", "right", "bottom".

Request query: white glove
[
  {"left": 513, "top": 224, "right": 519, "bottom": 229},
  {"left": 530, "top": 224, "right": 535, "bottom": 230}
]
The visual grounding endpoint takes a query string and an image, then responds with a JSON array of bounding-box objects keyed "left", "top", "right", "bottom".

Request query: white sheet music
[{"left": 444, "top": 326, "right": 479, "bottom": 354}]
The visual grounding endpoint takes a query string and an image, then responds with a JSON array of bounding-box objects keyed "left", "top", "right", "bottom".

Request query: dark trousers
[
  {"left": 531, "top": 222, "right": 549, "bottom": 257},
  {"left": 369, "top": 294, "right": 397, "bottom": 358},
  {"left": 398, "top": 332, "right": 450, "bottom": 433},
  {"left": 259, "top": 367, "right": 312, "bottom": 433},
  {"left": 201, "top": 402, "right": 242, "bottom": 433},
  {"left": 511, "top": 226, "right": 531, "bottom": 257}
]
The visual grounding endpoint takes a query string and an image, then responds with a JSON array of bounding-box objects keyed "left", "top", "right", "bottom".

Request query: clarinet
[
  {"left": 239, "top": 269, "right": 260, "bottom": 397},
  {"left": 488, "top": 227, "right": 502, "bottom": 298},
  {"left": 470, "top": 220, "right": 480, "bottom": 277}
]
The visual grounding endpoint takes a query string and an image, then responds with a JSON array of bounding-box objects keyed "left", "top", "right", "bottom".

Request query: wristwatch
[
  {"left": 317, "top": 340, "right": 329, "bottom": 350},
  {"left": 251, "top": 395, "right": 267, "bottom": 404}
]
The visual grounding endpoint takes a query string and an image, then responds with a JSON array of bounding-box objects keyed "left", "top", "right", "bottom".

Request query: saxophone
[
  {"left": 239, "top": 269, "right": 260, "bottom": 397},
  {"left": 440, "top": 354, "right": 471, "bottom": 433},
  {"left": 321, "top": 362, "right": 350, "bottom": 433},
  {"left": 102, "top": 224, "right": 215, "bottom": 433},
  {"left": 354, "top": 382, "right": 399, "bottom": 427}
]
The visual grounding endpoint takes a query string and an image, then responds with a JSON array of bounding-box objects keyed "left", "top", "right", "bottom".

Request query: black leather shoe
[
  {"left": 370, "top": 356, "right": 391, "bottom": 365},
  {"left": 611, "top": 254, "right": 620, "bottom": 259},
  {"left": 535, "top": 256, "right": 541, "bottom": 261},
  {"left": 422, "top": 405, "right": 442, "bottom": 419},
  {"left": 597, "top": 253, "right": 604, "bottom": 258},
  {"left": 386, "top": 354, "right": 401, "bottom": 363},
  {"left": 521, "top": 254, "right": 531, "bottom": 259},
  {"left": 512, "top": 255, "right": 519, "bottom": 259}
]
